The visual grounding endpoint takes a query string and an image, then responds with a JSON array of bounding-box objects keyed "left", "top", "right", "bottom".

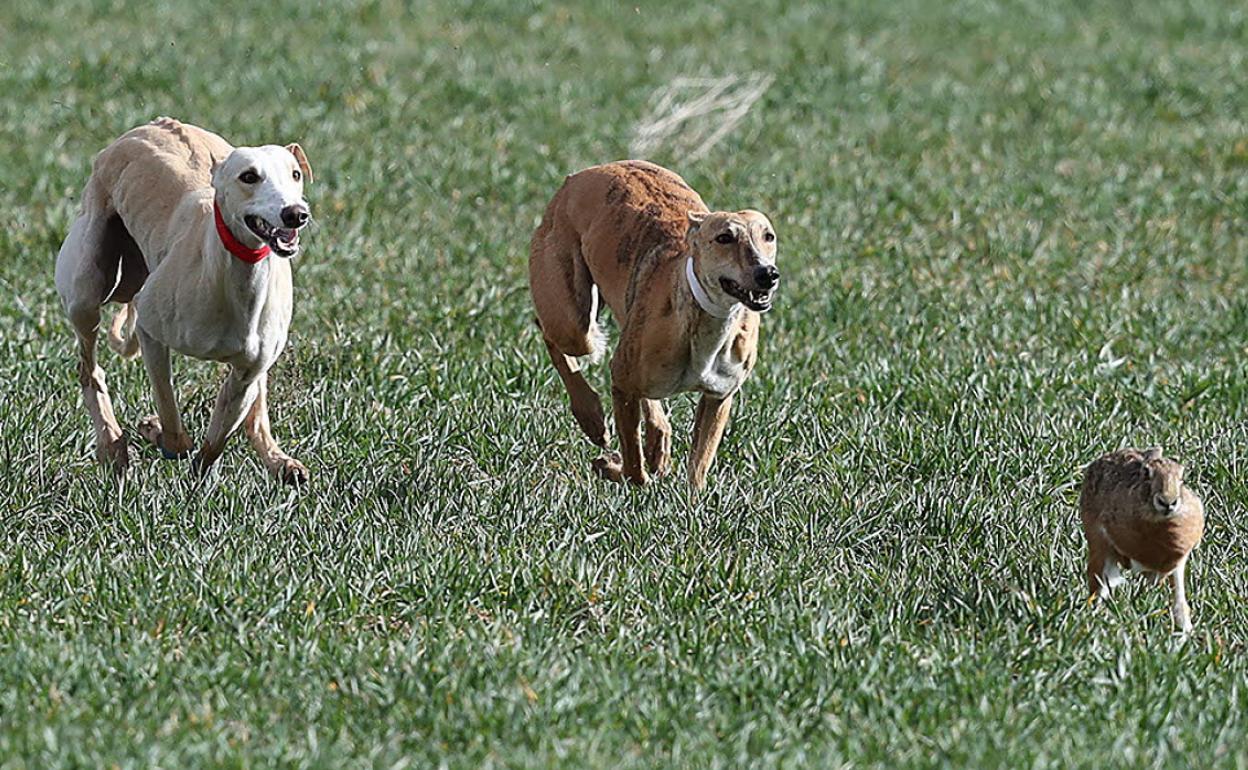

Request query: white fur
[
  {"left": 1101, "top": 558, "right": 1125, "bottom": 593},
  {"left": 137, "top": 145, "right": 305, "bottom": 369},
  {"left": 686, "top": 256, "right": 738, "bottom": 319},
  {"left": 212, "top": 145, "right": 308, "bottom": 254},
  {"left": 678, "top": 305, "right": 749, "bottom": 399},
  {"left": 577, "top": 284, "right": 606, "bottom": 367},
  {"left": 1170, "top": 559, "right": 1192, "bottom": 633}
]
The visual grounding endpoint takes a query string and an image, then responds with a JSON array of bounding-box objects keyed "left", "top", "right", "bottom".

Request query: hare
[{"left": 1080, "top": 447, "right": 1205, "bottom": 632}]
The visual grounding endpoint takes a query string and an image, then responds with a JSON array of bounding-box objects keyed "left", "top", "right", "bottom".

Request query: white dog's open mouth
[
  {"left": 720, "top": 277, "right": 774, "bottom": 312},
  {"left": 245, "top": 215, "right": 301, "bottom": 257}
]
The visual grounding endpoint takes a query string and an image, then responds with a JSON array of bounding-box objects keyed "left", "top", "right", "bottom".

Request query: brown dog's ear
[
  {"left": 286, "top": 143, "right": 313, "bottom": 184},
  {"left": 686, "top": 211, "right": 708, "bottom": 240}
]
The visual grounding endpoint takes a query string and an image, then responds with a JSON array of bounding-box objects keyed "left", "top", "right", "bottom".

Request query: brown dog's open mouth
[
  {"left": 245, "top": 215, "right": 301, "bottom": 257},
  {"left": 720, "top": 277, "right": 774, "bottom": 312}
]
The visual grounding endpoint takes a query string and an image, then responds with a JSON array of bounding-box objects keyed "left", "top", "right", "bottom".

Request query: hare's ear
[
  {"left": 286, "top": 143, "right": 313, "bottom": 184},
  {"left": 687, "top": 210, "right": 708, "bottom": 230},
  {"left": 1142, "top": 446, "right": 1163, "bottom": 462}
]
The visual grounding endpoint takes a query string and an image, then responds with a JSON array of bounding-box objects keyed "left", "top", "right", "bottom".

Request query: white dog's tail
[{"left": 106, "top": 302, "right": 141, "bottom": 359}]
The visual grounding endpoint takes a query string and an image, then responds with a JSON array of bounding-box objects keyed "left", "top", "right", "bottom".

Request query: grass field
[{"left": 3, "top": 0, "right": 1248, "bottom": 766}]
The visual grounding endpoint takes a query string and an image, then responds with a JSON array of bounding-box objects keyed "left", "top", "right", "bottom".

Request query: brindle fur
[{"left": 529, "top": 161, "right": 777, "bottom": 489}]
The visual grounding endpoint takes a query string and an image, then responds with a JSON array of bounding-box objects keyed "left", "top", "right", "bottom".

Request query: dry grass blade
[{"left": 631, "top": 73, "right": 774, "bottom": 160}]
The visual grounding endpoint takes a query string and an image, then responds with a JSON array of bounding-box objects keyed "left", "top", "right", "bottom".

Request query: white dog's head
[{"left": 212, "top": 144, "right": 313, "bottom": 258}]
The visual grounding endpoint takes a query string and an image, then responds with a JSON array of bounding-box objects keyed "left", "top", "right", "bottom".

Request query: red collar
[{"left": 214, "top": 202, "right": 270, "bottom": 264}]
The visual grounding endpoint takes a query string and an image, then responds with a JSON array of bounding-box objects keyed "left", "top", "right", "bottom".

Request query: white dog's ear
[{"left": 286, "top": 143, "right": 313, "bottom": 184}]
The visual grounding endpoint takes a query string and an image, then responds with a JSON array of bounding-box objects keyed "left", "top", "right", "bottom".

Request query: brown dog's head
[
  {"left": 686, "top": 209, "right": 779, "bottom": 313},
  {"left": 1142, "top": 447, "right": 1185, "bottom": 516}
]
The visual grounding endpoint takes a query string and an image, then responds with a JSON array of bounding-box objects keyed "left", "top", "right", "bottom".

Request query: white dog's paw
[
  {"left": 95, "top": 434, "right": 130, "bottom": 474},
  {"left": 137, "top": 415, "right": 192, "bottom": 459},
  {"left": 275, "top": 457, "right": 309, "bottom": 486}
]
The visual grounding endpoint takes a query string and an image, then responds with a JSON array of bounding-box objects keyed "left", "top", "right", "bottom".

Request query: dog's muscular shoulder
[
  {"left": 88, "top": 118, "right": 234, "bottom": 254},
  {"left": 550, "top": 160, "right": 709, "bottom": 316}
]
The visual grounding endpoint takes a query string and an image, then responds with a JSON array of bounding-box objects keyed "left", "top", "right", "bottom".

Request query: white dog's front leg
[
  {"left": 192, "top": 367, "right": 262, "bottom": 477},
  {"left": 243, "top": 372, "right": 308, "bottom": 485},
  {"left": 136, "top": 327, "right": 194, "bottom": 458}
]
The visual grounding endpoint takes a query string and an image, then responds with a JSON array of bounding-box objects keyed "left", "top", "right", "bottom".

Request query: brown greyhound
[{"left": 529, "top": 160, "right": 779, "bottom": 489}]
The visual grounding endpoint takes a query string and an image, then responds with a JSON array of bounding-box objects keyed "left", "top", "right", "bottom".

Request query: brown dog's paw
[
  {"left": 574, "top": 413, "right": 609, "bottom": 449},
  {"left": 644, "top": 431, "right": 671, "bottom": 478},
  {"left": 277, "top": 457, "right": 309, "bottom": 486},
  {"left": 591, "top": 452, "right": 625, "bottom": 483},
  {"left": 599, "top": 455, "right": 649, "bottom": 486}
]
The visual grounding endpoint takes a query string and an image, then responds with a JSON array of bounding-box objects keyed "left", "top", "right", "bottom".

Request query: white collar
[{"left": 685, "top": 257, "right": 737, "bottom": 319}]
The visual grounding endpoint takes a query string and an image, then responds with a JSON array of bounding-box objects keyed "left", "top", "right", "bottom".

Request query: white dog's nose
[{"left": 280, "top": 204, "right": 309, "bottom": 228}]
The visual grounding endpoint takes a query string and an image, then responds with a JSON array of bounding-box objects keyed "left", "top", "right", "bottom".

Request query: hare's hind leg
[{"left": 1085, "top": 533, "right": 1123, "bottom": 601}]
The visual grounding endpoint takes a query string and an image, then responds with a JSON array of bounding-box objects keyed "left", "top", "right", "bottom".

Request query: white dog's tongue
[{"left": 277, "top": 228, "right": 298, "bottom": 244}]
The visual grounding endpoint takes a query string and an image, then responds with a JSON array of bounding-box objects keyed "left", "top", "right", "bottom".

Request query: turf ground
[{"left": 2, "top": 0, "right": 1248, "bottom": 766}]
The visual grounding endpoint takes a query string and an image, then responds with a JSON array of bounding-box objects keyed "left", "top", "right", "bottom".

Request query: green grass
[{"left": 2, "top": 0, "right": 1248, "bottom": 766}]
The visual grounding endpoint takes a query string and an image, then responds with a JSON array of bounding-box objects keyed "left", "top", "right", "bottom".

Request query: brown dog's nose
[
  {"left": 281, "top": 204, "right": 310, "bottom": 228},
  {"left": 754, "top": 264, "right": 780, "bottom": 289}
]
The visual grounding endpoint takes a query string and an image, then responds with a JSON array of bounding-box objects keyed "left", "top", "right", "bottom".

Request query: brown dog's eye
[
  {"left": 239, "top": 170, "right": 260, "bottom": 184},
  {"left": 714, "top": 233, "right": 736, "bottom": 245},
  {"left": 292, "top": 169, "right": 302, "bottom": 182},
  {"left": 764, "top": 232, "right": 775, "bottom": 243}
]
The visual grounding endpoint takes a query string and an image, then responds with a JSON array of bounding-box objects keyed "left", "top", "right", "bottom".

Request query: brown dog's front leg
[
  {"left": 611, "top": 386, "right": 647, "bottom": 486},
  {"left": 688, "top": 393, "right": 733, "bottom": 490},
  {"left": 642, "top": 399, "right": 672, "bottom": 477}
]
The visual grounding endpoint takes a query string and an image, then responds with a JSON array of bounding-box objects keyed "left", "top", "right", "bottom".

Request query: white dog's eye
[
  {"left": 292, "top": 169, "right": 302, "bottom": 182},
  {"left": 239, "top": 170, "right": 260, "bottom": 184},
  {"left": 714, "top": 233, "right": 736, "bottom": 245},
  {"left": 764, "top": 232, "right": 775, "bottom": 243}
]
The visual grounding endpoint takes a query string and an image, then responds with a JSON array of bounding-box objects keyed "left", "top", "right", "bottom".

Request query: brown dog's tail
[{"left": 106, "top": 302, "right": 141, "bottom": 359}]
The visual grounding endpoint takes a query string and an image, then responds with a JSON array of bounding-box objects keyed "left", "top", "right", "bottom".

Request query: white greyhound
[{"left": 54, "top": 117, "right": 314, "bottom": 483}]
